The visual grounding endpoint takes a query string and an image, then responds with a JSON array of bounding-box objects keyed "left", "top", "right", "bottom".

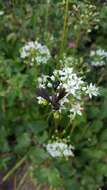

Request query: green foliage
[
  {"left": 0, "top": 0, "right": 107, "bottom": 190},
  {"left": 33, "top": 166, "right": 62, "bottom": 187}
]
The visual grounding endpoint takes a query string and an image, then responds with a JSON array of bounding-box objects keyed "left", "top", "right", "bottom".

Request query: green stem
[
  {"left": 70, "top": 122, "right": 76, "bottom": 134},
  {"left": 44, "top": 0, "right": 50, "bottom": 44},
  {"left": 2, "top": 155, "right": 27, "bottom": 183},
  {"left": 81, "top": 123, "right": 90, "bottom": 139},
  {"left": 60, "top": 0, "right": 69, "bottom": 57},
  {"left": 64, "top": 118, "right": 76, "bottom": 137}
]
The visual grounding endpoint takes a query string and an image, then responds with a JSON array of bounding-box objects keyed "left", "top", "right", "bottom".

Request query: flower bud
[{"left": 53, "top": 112, "right": 60, "bottom": 119}]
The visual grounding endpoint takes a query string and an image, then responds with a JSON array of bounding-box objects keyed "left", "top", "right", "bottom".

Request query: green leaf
[
  {"left": 29, "top": 120, "right": 48, "bottom": 134},
  {"left": 83, "top": 148, "right": 105, "bottom": 160},
  {"left": 29, "top": 147, "right": 49, "bottom": 164},
  {"left": 15, "top": 133, "right": 31, "bottom": 153},
  {"left": 87, "top": 106, "right": 100, "bottom": 119},
  {"left": 36, "top": 131, "right": 48, "bottom": 144},
  {"left": 74, "top": 113, "right": 87, "bottom": 126},
  {"left": 34, "top": 167, "right": 62, "bottom": 188},
  {"left": 99, "top": 102, "right": 107, "bottom": 119},
  {"left": 100, "top": 129, "right": 107, "bottom": 142},
  {"left": 33, "top": 168, "right": 48, "bottom": 183},
  {"left": 91, "top": 120, "right": 103, "bottom": 133},
  {"left": 47, "top": 167, "right": 62, "bottom": 187},
  {"left": 96, "top": 163, "right": 107, "bottom": 176},
  {"left": 64, "top": 178, "right": 80, "bottom": 190}
]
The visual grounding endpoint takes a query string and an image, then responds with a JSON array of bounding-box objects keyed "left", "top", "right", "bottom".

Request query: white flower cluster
[
  {"left": 37, "top": 66, "right": 99, "bottom": 119},
  {"left": 20, "top": 41, "right": 51, "bottom": 65},
  {"left": 69, "top": 3, "right": 100, "bottom": 33},
  {"left": 54, "top": 67, "right": 84, "bottom": 98},
  {"left": 46, "top": 141, "right": 74, "bottom": 158},
  {"left": 90, "top": 48, "right": 107, "bottom": 67}
]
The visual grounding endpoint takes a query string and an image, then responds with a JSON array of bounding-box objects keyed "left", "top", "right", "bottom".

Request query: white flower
[
  {"left": 47, "top": 82, "right": 52, "bottom": 88},
  {"left": 70, "top": 103, "right": 83, "bottom": 118},
  {"left": 50, "top": 75, "right": 55, "bottom": 81},
  {"left": 57, "top": 67, "right": 84, "bottom": 98},
  {"left": 37, "top": 96, "right": 48, "bottom": 105},
  {"left": 46, "top": 141, "right": 74, "bottom": 157},
  {"left": 38, "top": 75, "right": 48, "bottom": 88},
  {"left": 86, "top": 83, "right": 99, "bottom": 98},
  {"left": 96, "top": 49, "right": 107, "bottom": 57},
  {"left": 0, "top": 11, "right": 4, "bottom": 16},
  {"left": 59, "top": 95, "right": 69, "bottom": 111},
  {"left": 37, "top": 66, "right": 99, "bottom": 118},
  {"left": 90, "top": 51, "right": 95, "bottom": 56},
  {"left": 91, "top": 60, "right": 105, "bottom": 66},
  {"left": 37, "top": 97, "right": 45, "bottom": 104},
  {"left": 20, "top": 41, "right": 51, "bottom": 65},
  {"left": 90, "top": 48, "right": 107, "bottom": 67}
]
